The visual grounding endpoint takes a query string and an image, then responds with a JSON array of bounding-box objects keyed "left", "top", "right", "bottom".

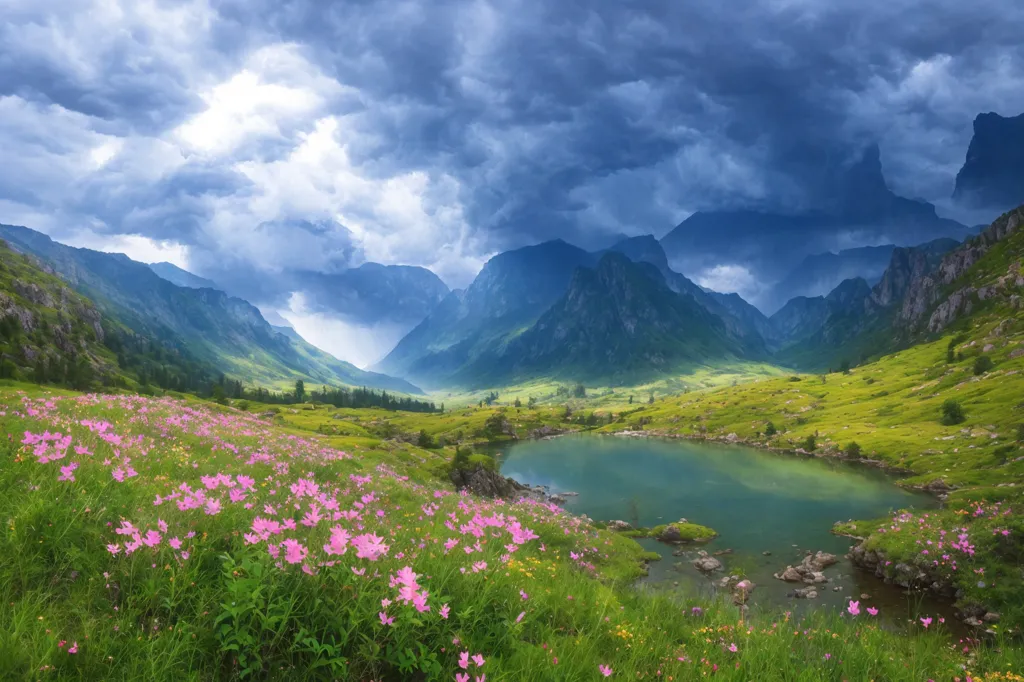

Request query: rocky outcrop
[
  {"left": 898, "top": 208, "right": 1022, "bottom": 334},
  {"left": 953, "top": 111, "right": 1024, "bottom": 210},
  {"left": 449, "top": 465, "right": 529, "bottom": 499},
  {"left": 774, "top": 551, "right": 839, "bottom": 585}
]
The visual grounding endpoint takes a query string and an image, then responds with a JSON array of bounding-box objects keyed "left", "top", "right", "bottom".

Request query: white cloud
[
  {"left": 174, "top": 44, "right": 346, "bottom": 156},
  {"left": 695, "top": 264, "right": 760, "bottom": 299},
  {"left": 64, "top": 231, "right": 191, "bottom": 268},
  {"left": 279, "top": 292, "right": 415, "bottom": 368}
]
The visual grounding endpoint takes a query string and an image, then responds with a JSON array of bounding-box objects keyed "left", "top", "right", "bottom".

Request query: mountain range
[
  {"left": 0, "top": 224, "right": 422, "bottom": 395},
  {"left": 660, "top": 144, "right": 971, "bottom": 287}
]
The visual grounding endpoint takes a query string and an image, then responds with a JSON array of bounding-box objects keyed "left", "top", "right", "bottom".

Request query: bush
[
  {"left": 844, "top": 442, "right": 862, "bottom": 458},
  {"left": 801, "top": 434, "right": 817, "bottom": 451},
  {"left": 235, "top": 400, "right": 250, "bottom": 412},
  {"left": 973, "top": 355, "right": 994, "bottom": 375},
  {"left": 763, "top": 421, "right": 778, "bottom": 437},
  {"left": 1017, "top": 424, "right": 1024, "bottom": 442},
  {"left": 788, "top": 376, "right": 802, "bottom": 382},
  {"left": 417, "top": 429, "right": 435, "bottom": 448},
  {"left": 941, "top": 399, "right": 966, "bottom": 425}
]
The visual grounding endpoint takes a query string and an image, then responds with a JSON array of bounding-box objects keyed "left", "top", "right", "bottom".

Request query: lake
[{"left": 491, "top": 434, "right": 952, "bottom": 619}]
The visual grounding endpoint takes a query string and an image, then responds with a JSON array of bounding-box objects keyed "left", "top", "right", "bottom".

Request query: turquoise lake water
[{"left": 492, "top": 434, "right": 953, "bottom": 618}]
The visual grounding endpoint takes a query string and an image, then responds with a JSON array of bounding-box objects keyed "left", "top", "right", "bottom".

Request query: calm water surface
[{"left": 492, "top": 434, "right": 955, "bottom": 621}]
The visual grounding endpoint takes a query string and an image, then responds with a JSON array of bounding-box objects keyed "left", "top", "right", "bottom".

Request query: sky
[{"left": 2, "top": 0, "right": 1023, "bottom": 363}]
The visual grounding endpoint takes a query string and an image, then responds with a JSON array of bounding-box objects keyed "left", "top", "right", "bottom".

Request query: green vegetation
[
  {"left": 3, "top": 385, "right": 1022, "bottom": 681},
  {"left": 645, "top": 522, "right": 719, "bottom": 543},
  {"left": 941, "top": 398, "right": 967, "bottom": 425}
]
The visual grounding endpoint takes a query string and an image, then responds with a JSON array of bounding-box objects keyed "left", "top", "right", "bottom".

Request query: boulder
[
  {"left": 449, "top": 465, "right": 526, "bottom": 499},
  {"left": 692, "top": 551, "right": 723, "bottom": 573},
  {"left": 777, "top": 566, "right": 803, "bottom": 582},
  {"left": 606, "top": 520, "right": 633, "bottom": 532}
]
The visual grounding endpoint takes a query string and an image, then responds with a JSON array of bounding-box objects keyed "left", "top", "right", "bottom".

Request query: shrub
[
  {"left": 417, "top": 429, "right": 435, "bottom": 448},
  {"left": 788, "top": 376, "right": 802, "bottom": 382},
  {"left": 235, "top": 400, "right": 250, "bottom": 412},
  {"left": 941, "top": 399, "right": 966, "bottom": 425},
  {"left": 973, "top": 355, "right": 994, "bottom": 375},
  {"left": 801, "top": 434, "right": 817, "bottom": 451},
  {"left": 844, "top": 441, "right": 862, "bottom": 458},
  {"left": 764, "top": 421, "right": 778, "bottom": 437},
  {"left": 1017, "top": 424, "right": 1024, "bottom": 442}
]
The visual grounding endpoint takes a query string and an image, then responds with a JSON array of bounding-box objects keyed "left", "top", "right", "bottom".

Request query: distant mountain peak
[{"left": 953, "top": 111, "right": 1024, "bottom": 210}]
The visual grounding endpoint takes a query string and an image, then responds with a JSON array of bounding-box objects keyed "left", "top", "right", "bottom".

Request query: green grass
[{"left": 3, "top": 387, "right": 1022, "bottom": 680}]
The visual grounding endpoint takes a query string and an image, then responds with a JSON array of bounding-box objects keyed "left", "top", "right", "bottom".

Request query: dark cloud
[{"left": 2, "top": 0, "right": 1024, "bottom": 299}]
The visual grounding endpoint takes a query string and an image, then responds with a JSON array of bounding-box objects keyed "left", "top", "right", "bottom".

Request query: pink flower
[
  {"left": 458, "top": 651, "right": 470, "bottom": 669},
  {"left": 516, "top": 611, "right": 525, "bottom": 623},
  {"left": 472, "top": 654, "right": 485, "bottom": 668},
  {"left": 920, "top": 617, "right": 933, "bottom": 629},
  {"left": 351, "top": 533, "right": 390, "bottom": 561},
  {"left": 728, "top": 643, "right": 738, "bottom": 652},
  {"left": 67, "top": 642, "right": 78, "bottom": 654},
  {"left": 520, "top": 590, "right": 529, "bottom": 600},
  {"left": 847, "top": 600, "right": 860, "bottom": 616},
  {"left": 281, "top": 539, "right": 308, "bottom": 565},
  {"left": 599, "top": 664, "right": 613, "bottom": 677},
  {"left": 866, "top": 607, "right": 878, "bottom": 616},
  {"left": 379, "top": 611, "right": 394, "bottom": 626},
  {"left": 440, "top": 604, "right": 450, "bottom": 619},
  {"left": 456, "top": 675, "right": 469, "bottom": 682}
]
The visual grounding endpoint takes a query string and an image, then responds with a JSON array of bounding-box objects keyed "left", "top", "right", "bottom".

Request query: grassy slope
[
  {"left": 0, "top": 241, "right": 120, "bottom": 379},
  {"left": 2, "top": 384, "right": 1021, "bottom": 681}
]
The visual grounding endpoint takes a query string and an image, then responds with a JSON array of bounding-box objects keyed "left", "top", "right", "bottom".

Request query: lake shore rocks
[
  {"left": 692, "top": 550, "right": 723, "bottom": 573},
  {"left": 774, "top": 551, "right": 839, "bottom": 586}
]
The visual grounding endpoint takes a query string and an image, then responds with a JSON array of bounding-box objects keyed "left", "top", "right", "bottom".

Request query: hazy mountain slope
[
  {"left": 761, "top": 244, "right": 897, "bottom": 315},
  {"left": 375, "top": 240, "right": 598, "bottom": 387},
  {"left": 773, "top": 207, "right": 1022, "bottom": 370},
  {"left": 293, "top": 262, "right": 450, "bottom": 325},
  {"left": 148, "top": 262, "right": 220, "bottom": 290},
  {"left": 607, "top": 235, "right": 772, "bottom": 349},
  {"left": 661, "top": 146, "right": 969, "bottom": 282},
  {"left": 0, "top": 224, "right": 422, "bottom": 394},
  {"left": 953, "top": 112, "right": 1024, "bottom": 211},
  {"left": 453, "top": 252, "right": 759, "bottom": 386}
]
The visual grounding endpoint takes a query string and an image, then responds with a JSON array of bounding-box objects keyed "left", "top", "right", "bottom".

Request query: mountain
[
  {"left": 1, "top": 238, "right": 226, "bottom": 392},
  {"left": 374, "top": 240, "right": 598, "bottom": 387},
  {"left": 761, "top": 244, "right": 897, "bottom": 315},
  {"left": 293, "top": 262, "right": 449, "bottom": 325},
  {"left": 661, "top": 145, "right": 970, "bottom": 283},
  {"left": 953, "top": 112, "right": 1024, "bottom": 211},
  {"left": 0, "top": 224, "right": 422, "bottom": 395},
  {"left": 607, "top": 235, "right": 772, "bottom": 348},
  {"left": 455, "top": 252, "right": 758, "bottom": 385},
  {"left": 771, "top": 211, "right": 1019, "bottom": 370},
  {"left": 148, "top": 262, "right": 220, "bottom": 290},
  {"left": 1, "top": 239, "right": 114, "bottom": 385}
]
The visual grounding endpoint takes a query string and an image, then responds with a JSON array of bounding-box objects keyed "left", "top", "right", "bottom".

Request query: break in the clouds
[{"left": 2, "top": 1, "right": 1024, "bottom": 305}]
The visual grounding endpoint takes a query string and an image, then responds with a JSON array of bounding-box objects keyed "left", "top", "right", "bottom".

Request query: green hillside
[{"left": 0, "top": 224, "right": 421, "bottom": 395}]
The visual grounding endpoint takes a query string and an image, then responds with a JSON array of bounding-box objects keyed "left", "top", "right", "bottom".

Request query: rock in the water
[
  {"left": 777, "top": 566, "right": 803, "bottom": 582},
  {"left": 692, "top": 551, "right": 723, "bottom": 573},
  {"left": 790, "top": 587, "right": 818, "bottom": 599},
  {"left": 606, "top": 520, "right": 633, "bottom": 531}
]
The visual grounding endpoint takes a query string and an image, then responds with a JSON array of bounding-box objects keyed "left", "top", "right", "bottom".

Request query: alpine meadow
[{"left": 2, "top": 2, "right": 1024, "bottom": 681}]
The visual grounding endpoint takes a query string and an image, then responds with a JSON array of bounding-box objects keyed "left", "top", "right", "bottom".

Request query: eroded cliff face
[
  {"left": 895, "top": 208, "right": 1022, "bottom": 335},
  {"left": 953, "top": 112, "right": 1024, "bottom": 210}
]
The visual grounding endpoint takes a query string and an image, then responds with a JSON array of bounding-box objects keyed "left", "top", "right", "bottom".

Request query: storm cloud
[{"left": 2, "top": 0, "right": 1023, "bottom": 296}]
